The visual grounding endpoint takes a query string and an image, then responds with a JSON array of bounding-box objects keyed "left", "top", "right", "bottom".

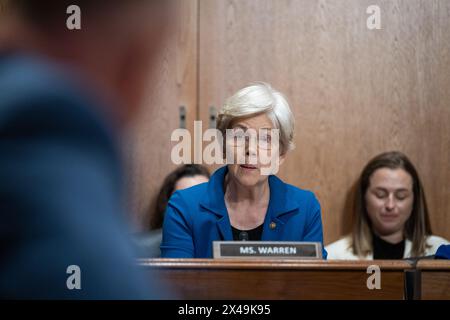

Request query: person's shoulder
[
  {"left": 283, "top": 182, "right": 314, "bottom": 196},
  {"left": 168, "top": 182, "right": 209, "bottom": 208},
  {"left": 0, "top": 55, "right": 116, "bottom": 152},
  {"left": 165, "top": 182, "right": 209, "bottom": 228},
  {"left": 325, "top": 236, "right": 358, "bottom": 260},
  {"left": 326, "top": 236, "right": 352, "bottom": 251},
  {"left": 425, "top": 235, "right": 450, "bottom": 252},
  {"left": 176, "top": 181, "right": 209, "bottom": 197},
  {"left": 281, "top": 180, "right": 319, "bottom": 207}
]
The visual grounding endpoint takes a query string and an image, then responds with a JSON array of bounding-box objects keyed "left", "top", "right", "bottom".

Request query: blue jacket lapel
[
  {"left": 262, "top": 175, "right": 301, "bottom": 240},
  {"left": 200, "top": 166, "right": 301, "bottom": 242},
  {"left": 199, "top": 166, "right": 233, "bottom": 241}
]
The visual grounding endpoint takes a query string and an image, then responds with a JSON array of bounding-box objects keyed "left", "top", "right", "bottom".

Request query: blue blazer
[
  {"left": 161, "top": 166, "right": 327, "bottom": 258},
  {"left": 435, "top": 245, "right": 450, "bottom": 259}
]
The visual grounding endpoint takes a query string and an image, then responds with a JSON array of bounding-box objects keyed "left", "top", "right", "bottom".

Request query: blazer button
[{"left": 270, "top": 222, "right": 276, "bottom": 230}]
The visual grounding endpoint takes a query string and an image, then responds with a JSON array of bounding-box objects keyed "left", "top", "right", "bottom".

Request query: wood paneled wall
[
  {"left": 124, "top": 0, "right": 198, "bottom": 230},
  {"left": 127, "top": 0, "right": 450, "bottom": 244}
]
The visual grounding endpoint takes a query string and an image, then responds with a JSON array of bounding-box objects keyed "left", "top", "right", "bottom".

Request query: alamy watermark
[
  {"left": 66, "top": 265, "right": 81, "bottom": 290},
  {"left": 171, "top": 122, "right": 281, "bottom": 175},
  {"left": 66, "top": 5, "right": 81, "bottom": 30},
  {"left": 367, "top": 5, "right": 381, "bottom": 30},
  {"left": 65, "top": 4, "right": 381, "bottom": 31},
  {"left": 367, "top": 265, "right": 381, "bottom": 290}
]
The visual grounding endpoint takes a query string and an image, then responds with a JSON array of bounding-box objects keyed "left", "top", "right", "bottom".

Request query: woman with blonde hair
[{"left": 327, "top": 151, "right": 448, "bottom": 259}]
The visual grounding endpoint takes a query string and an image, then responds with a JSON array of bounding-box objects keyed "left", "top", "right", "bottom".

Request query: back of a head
[{"left": 0, "top": 0, "right": 175, "bottom": 125}]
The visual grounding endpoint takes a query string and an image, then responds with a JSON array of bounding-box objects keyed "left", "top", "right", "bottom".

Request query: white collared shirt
[{"left": 326, "top": 235, "right": 449, "bottom": 260}]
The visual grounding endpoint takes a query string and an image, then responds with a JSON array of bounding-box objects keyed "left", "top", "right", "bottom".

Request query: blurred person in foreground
[{"left": 0, "top": 0, "right": 174, "bottom": 299}]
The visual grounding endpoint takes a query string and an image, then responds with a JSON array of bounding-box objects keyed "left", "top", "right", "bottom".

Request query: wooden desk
[
  {"left": 139, "top": 259, "right": 411, "bottom": 300},
  {"left": 416, "top": 260, "right": 450, "bottom": 300}
]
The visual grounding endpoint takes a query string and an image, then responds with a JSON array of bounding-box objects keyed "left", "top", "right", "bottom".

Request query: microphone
[{"left": 239, "top": 231, "right": 249, "bottom": 241}]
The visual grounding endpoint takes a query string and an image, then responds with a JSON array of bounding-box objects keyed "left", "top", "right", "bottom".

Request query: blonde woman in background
[{"left": 327, "top": 151, "right": 448, "bottom": 260}]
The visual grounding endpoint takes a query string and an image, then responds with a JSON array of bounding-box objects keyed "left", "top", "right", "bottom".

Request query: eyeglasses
[{"left": 225, "top": 127, "right": 277, "bottom": 150}]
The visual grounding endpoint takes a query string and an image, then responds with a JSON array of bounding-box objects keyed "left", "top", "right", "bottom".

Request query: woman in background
[
  {"left": 152, "top": 164, "right": 210, "bottom": 230},
  {"left": 134, "top": 164, "right": 210, "bottom": 257},
  {"left": 327, "top": 151, "right": 448, "bottom": 260}
]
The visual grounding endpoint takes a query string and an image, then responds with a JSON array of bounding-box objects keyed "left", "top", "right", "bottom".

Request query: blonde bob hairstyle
[{"left": 216, "top": 82, "right": 295, "bottom": 155}]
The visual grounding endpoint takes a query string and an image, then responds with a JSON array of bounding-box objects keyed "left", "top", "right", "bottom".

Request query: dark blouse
[
  {"left": 231, "top": 224, "right": 264, "bottom": 241},
  {"left": 372, "top": 233, "right": 405, "bottom": 259}
]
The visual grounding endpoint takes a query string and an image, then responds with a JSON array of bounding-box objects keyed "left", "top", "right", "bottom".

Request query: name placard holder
[{"left": 213, "top": 241, "right": 323, "bottom": 259}]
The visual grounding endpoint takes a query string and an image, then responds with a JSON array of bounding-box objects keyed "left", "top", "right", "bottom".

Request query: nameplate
[{"left": 213, "top": 241, "right": 323, "bottom": 259}]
